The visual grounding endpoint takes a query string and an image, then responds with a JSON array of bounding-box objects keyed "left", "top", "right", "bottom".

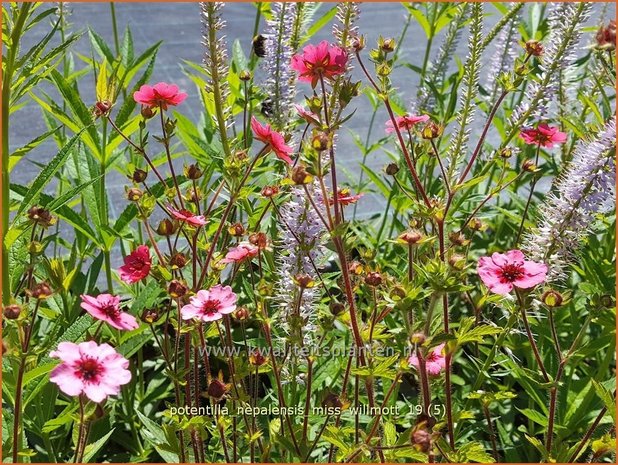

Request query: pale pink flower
[
  {"left": 181, "top": 285, "right": 237, "bottom": 322},
  {"left": 80, "top": 294, "right": 139, "bottom": 331},
  {"left": 294, "top": 104, "right": 320, "bottom": 125},
  {"left": 133, "top": 82, "right": 187, "bottom": 110},
  {"left": 221, "top": 243, "right": 259, "bottom": 264},
  {"left": 251, "top": 117, "right": 293, "bottom": 164},
  {"left": 519, "top": 123, "right": 567, "bottom": 148},
  {"left": 291, "top": 40, "right": 348, "bottom": 87},
  {"left": 118, "top": 245, "right": 151, "bottom": 284},
  {"left": 477, "top": 249, "right": 548, "bottom": 295},
  {"left": 385, "top": 114, "right": 430, "bottom": 133},
  {"left": 169, "top": 208, "right": 207, "bottom": 227},
  {"left": 50, "top": 341, "right": 131, "bottom": 403},
  {"left": 408, "top": 343, "right": 446, "bottom": 376}
]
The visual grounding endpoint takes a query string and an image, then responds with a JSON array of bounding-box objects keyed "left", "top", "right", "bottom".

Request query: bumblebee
[
  {"left": 252, "top": 34, "right": 267, "bottom": 58},
  {"left": 260, "top": 97, "right": 274, "bottom": 117}
]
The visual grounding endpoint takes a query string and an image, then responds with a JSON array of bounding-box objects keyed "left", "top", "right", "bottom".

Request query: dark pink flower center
[
  {"left": 500, "top": 263, "right": 524, "bottom": 283},
  {"left": 100, "top": 303, "right": 120, "bottom": 320},
  {"left": 77, "top": 357, "right": 103, "bottom": 382},
  {"left": 201, "top": 299, "right": 221, "bottom": 317}
]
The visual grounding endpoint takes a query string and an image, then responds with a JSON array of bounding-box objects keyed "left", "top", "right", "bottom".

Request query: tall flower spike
[
  {"left": 201, "top": 2, "right": 232, "bottom": 130},
  {"left": 510, "top": 3, "right": 591, "bottom": 126},
  {"left": 275, "top": 184, "right": 327, "bottom": 360},
  {"left": 523, "top": 118, "right": 616, "bottom": 282},
  {"left": 412, "top": 3, "right": 470, "bottom": 113},
  {"left": 332, "top": 2, "right": 361, "bottom": 54},
  {"left": 262, "top": 2, "right": 296, "bottom": 129}
]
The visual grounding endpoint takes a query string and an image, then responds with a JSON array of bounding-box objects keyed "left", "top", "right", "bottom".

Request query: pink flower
[
  {"left": 294, "top": 104, "right": 320, "bottom": 125},
  {"left": 477, "top": 249, "right": 548, "bottom": 295},
  {"left": 133, "top": 82, "right": 187, "bottom": 110},
  {"left": 80, "top": 294, "right": 139, "bottom": 331},
  {"left": 50, "top": 341, "right": 131, "bottom": 403},
  {"left": 291, "top": 40, "right": 348, "bottom": 87},
  {"left": 408, "top": 343, "right": 446, "bottom": 376},
  {"left": 519, "top": 123, "right": 567, "bottom": 148},
  {"left": 385, "top": 114, "right": 430, "bottom": 133},
  {"left": 170, "top": 208, "right": 207, "bottom": 227},
  {"left": 251, "top": 117, "right": 293, "bottom": 164},
  {"left": 329, "top": 189, "right": 363, "bottom": 206},
  {"left": 221, "top": 243, "right": 259, "bottom": 264},
  {"left": 181, "top": 285, "right": 237, "bottom": 322},
  {"left": 118, "top": 245, "right": 151, "bottom": 284}
]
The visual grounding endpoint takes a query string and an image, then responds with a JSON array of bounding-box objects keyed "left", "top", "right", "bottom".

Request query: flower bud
[
  {"left": 157, "top": 219, "right": 177, "bottom": 236},
  {"left": 249, "top": 350, "right": 268, "bottom": 366},
  {"left": 27, "top": 206, "right": 55, "bottom": 228},
  {"left": 127, "top": 187, "right": 143, "bottom": 202},
  {"left": 330, "top": 301, "right": 345, "bottom": 316},
  {"left": 351, "top": 35, "right": 366, "bottom": 51},
  {"left": 228, "top": 222, "right": 245, "bottom": 237},
  {"left": 28, "top": 282, "right": 53, "bottom": 300},
  {"left": 168, "top": 280, "right": 188, "bottom": 298},
  {"left": 185, "top": 164, "right": 203, "bottom": 180},
  {"left": 261, "top": 185, "right": 279, "bottom": 198},
  {"left": 322, "top": 393, "right": 344, "bottom": 409},
  {"left": 311, "top": 132, "right": 330, "bottom": 151},
  {"left": 448, "top": 254, "right": 466, "bottom": 270},
  {"left": 239, "top": 70, "right": 252, "bottom": 81},
  {"left": 448, "top": 231, "right": 470, "bottom": 247},
  {"left": 169, "top": 252, "right": 187, "bottom": 269},
  {"left": 207, "top": 378, "right": 229, "bottom": 401},
  {"left": 600, "top": 294, "right": 615, "bottom": 308},
  {"left": 249, "top": 232, "right": 268, "bottom": 249},
  {"left": 233, "top": 307, "right": 250, "bottom": 321},
  {"left": 411, "top": 427, "right": 431, "bottom": 453},
  {"left": 541, "top": 289, "right": 564, "bottom": 308},
  {"left": 421, "top": 122, "right": 443, "bottom": 140},
  {"left": 364, "top": 271, "right": 383, "bottom": 287},
  {"left": 522, "top": 159, "right": 537, "bottom": 172},
  {"left": 141, "top": 308, "right": 160, "bottom": 324},
  {"left": 28, "top": 241, "right": 44, "bottom": 255},
  {"left": 385, "top": 163, "right": 400, "bottom": 176},
  {"left": 595, "top": 20, "right": 616, "bottom": 50},
  {"left": 347, "top": 261, "right": 364, "bottom": 276},
  {"left": 291, "top": 166, "right": 312, "bottom": 185},
  {"left": 399, "top": 230, "right": 423, "bottom": 245},
  {"left": 469, "top": 218, "right": 484, "bottom": 231},
  {"left": 94, "top": 100, "right": 112, "bottom": 117},
  {"left": 411, "top": 332, "right": 426, "bottom": 344},
  {"left": 499, "top": 147, "right": 514, "bottom": 159},
  {"left": 293, "top": 274, "right": 315, "bottom": 289},
  {"left": 380, "top": 37, "right": 396, "bottom": 53},
  {"left": 524, "top": 39, "right": 544, "bottom": 57},
  {"left": 140, "top": 105, "right": 156, "bottom": 119},
  {"left": 3, "top": 304, "right": 22, "bottom": 320},
  {"left": 130, "top": 169, "right": 148, "bottom": 183},
  {"left": 390, "top": 286, "right": 406, "bottom": 300},
  {"left": 376, "top": 63, "right": 391, "bottom": 77}
]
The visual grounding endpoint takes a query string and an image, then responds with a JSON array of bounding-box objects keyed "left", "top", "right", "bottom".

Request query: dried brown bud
[
  {"left": 140, "top": 105, "right": 156, "bottom": 119},
  {"left": 94, "top": 100, "right": 112, "bottom": 117},
  {"left": 291, "top": 166, "right": 312, "bottom": 185},
  {"left": 249, "top": 232, "right": 268, "bottom": 249},
  {"left": 28, "top": 282, "right": 53, "bottom": 300},
  {"left": 411, "top": 427, "right": 432, "bottom": 453},
  {"left": 399, "top": 230, "right": 423, "bottom": 245},
  {"left": 3, "top": 304, "right": 22, "bottom": 320},
  {"left": 522, "top": 159, "right": 537, "bottom": 172},
  {"left": 385, "top": 163, "right": 400, "bottom": 176},
  {"left": 239, "top": 70, "right": 252, "bottom": 81},
  {"left": 330, "top": 301, "right": 345, "bottom": 316},
  {"left": 364, "top": 271, "right": 383, "bottom": 287},
  {"left": 311, "top": 132, "right": 330, "bottom": 151},
  {"left": 127, "top": 188, "right": 143, "bottom": 202},
  {"left": 351, "top": 35, "right": 366, "bottom": 51},
  {"left": 448, "top": 231, "right": 470, "bottom": 247},
  {"left": 347, "top": 261, "right": 364, "bottom": 276},
  {"left": 141, "top": 308, "right": 160, "bottom": 324},
  {"left": 469, "top": 218, "right": 484, "bottom": 231},
  {"left": 185, "top": 164, "right": 203, "bottom": 180},
  {"left": 207, "top": 378, "right": 229, "bottom": 401},
  {"left": 249, "top": 350, "right": 268, "bottom": 366},
  {"left": 157, "top": 219, "right": 177, "bottom": 236},
  {"left": 411, "top": 332, "right": 426, "bottom": 344},
  {"left": 448, "top": 254, "right": 466, "bottom": 270},
  {"left": 261, "top": 185, "right": 279, "bottom": 198},
  {"left": 322, "top": 393, "right": 344, "bottom": 409},
  {"left": 27, "top": 206, "right": 55, "bottom": 228},
  {"left": 233, "top": 307, "right": 250, "bottom": 321},
  {"left": 130, "top": 169, "right": 148, "bottom": 183},
  {"left": 524, "top": 39, "right": 544, "bottom": 57},
  {"left": 293, "top": 274, "right": 315, "bottom": 289},
  {"left": 595, "top": 20, "right": 616, "bottom": 50},
  {"left": 168, "top": 280, "right": 188, "bottom": 298},
  {"left": 228, "top": 223, "right": 245, "bottom": 237},
  {"left": 169, "top": 252, "right": 187, "bottom": 269}
]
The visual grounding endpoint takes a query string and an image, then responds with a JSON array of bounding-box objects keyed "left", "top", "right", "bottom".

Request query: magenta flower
[
  {"left": 50, "top": 341, "right": 131, "bottom": 403},
  {"left": 329, "top": 189, "right": 363, "bottom": 206},
  {"left": 80, "top": 294, "right": 139, "bottom": 331},
  {"left": 385, "top": 114, "right": 430, "bottom": 134},
  {"left": 118, "top": 245, "right": 151, "bottom": 284},
  {"left": 169, "top": 208, "right": 207, "bottom": 227},
  {"left": 477, "top": 249, "right": 548, "bottom": 295},
  {"left": 133, "top": 82, "right": 187, "bottom": 110},
  {"left": 181, "top": 285, "right": 237, "bottom": 322},
  {"left": 221, "top": 243, "right": 259, "bottom": 264},
  {"left": 251, "top": 117, "right": 293, "bottom": 165},
  {"left": 408, "top": 343, "right": 446, "bottom": 376},
  {"left": 291, "top": 40, "right": 348, "bottom": 87},
  {"left": 519, "top": 123, "right": 567, "bottom": 148}
]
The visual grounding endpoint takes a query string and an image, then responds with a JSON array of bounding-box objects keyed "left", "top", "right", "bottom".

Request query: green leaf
[
  {"left": 13, "top": 128, "right": 86, "bottom": 218},
  {"left": 46, "top": 175, "right": 103, "bottom": 212},
  {"left": 81, "top": 429, "right": 115, "bottom": 463},
  {"left": 592, "top": 379, "right": 616, "bottom": 422},
  {"left": 136, "top": 411, "right": 180, "bottom": 463},
  {"left": 8, "top": 126, "right": 61, "bottom": 171}
]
